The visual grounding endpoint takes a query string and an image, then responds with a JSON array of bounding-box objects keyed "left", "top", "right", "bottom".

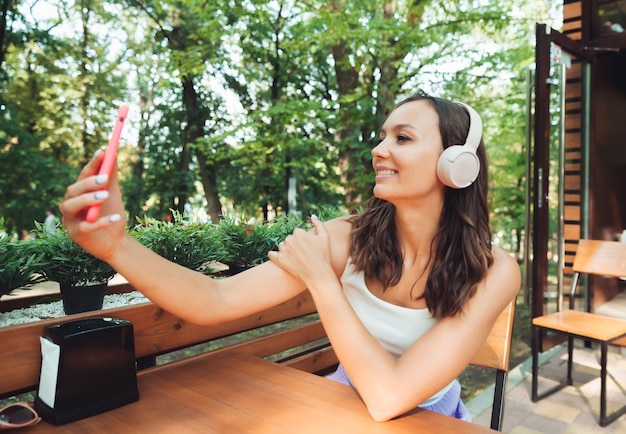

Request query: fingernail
[
  {"left": 94, "top": 190, "right": 109, "bottom": 200},
  {"left": 93, "top": 148, "right": 104, "bottom": 159},
  {"left": 311, "top": 214, "right": 318, "bottom": 220},
  {"left": 95, "top": 174, "right": 108, "bottom": 185},
  {"left": 108, "top": 214, "right": 121, "bottom": 222}
]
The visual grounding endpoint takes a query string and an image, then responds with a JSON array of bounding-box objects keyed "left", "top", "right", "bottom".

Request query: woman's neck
[{"left": 394, "top": 202, "right": 442, "bottom": 261}]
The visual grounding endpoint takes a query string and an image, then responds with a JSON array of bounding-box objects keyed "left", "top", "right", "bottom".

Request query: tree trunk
[
  {"left": 79, "top": 2, "right": 90, "bottom": 163},
  {"left": 180, "top": 75, "right": 222, "bottom": 221},
  {"left": 330, "top": 35, "right": 360, "bottom": 205},
  {"left": 196, "top": 150, "right": 223, "bottom": 222},
  {"left": 0, "top": 0, "right": 11, "bottom": 73},
  {"left": 329, "top": 0, "right": 408, "bottom": 206},
  {"left": 126, "top": 83, "right": 151, "bottom": 221}
]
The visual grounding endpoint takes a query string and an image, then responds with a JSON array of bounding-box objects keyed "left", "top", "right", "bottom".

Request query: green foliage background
[{"left": 0, "top": 0, "right": 561, "bottom": 258}]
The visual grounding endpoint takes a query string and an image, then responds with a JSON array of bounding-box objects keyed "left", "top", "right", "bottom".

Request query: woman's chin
[{"left": 372, "top": 188, "right": 392, "bottom": 202}]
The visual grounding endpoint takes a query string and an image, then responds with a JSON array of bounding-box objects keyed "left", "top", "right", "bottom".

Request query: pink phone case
[{"left": 85, "top": 104, "right": 129, "bottom": 223}]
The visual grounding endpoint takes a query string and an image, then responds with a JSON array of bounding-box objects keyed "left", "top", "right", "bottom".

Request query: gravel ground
[{"left": 0, "top": 291, "right": 148, "bottom": 327}]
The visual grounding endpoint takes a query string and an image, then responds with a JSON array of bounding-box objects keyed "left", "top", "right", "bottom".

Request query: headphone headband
[{"left": 454, "top": 101, "right": 482, "bottom": 150}]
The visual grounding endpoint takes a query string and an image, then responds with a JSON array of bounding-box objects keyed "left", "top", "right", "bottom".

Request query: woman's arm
[
  {"left": 270, "top": 219, "right": 520, "bottom": 421},
  {"left": 106, "top": 235, "right": 310, "bottom": 325},
  {"left": 59, "top": 152, "right": 316, "bottom": 325},
  {"left": 362, "top": 247, "right": 519, "bottom": 421}
]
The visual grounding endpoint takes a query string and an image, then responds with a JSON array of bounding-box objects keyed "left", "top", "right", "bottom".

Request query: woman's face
[{"left": 372, "top": 100, "right": 444, "bottom": 204}]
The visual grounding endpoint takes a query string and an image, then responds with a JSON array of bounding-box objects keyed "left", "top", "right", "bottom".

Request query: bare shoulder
[
  {"left": 321, "top": 216, "right": 352, "bottom": 275},
  {"left": 491, "top": 245, "right": 520, "bottom": 278},
  {"left": 324, "top": 216, "right": 352, "bottom": 232},
  {"left": 485, "top": 245, "right": 521, "bottom": 302},
  {"left": 456, "top": 245, "right": 520, "bottom": 330}
]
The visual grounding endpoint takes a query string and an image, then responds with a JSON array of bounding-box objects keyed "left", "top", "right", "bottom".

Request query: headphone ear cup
[{"left": 436, "top": 145, "right": 480, "bottom": 189}]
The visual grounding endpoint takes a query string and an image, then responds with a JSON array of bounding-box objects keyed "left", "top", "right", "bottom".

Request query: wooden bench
[
  {"left": 0, "top": 290, "right": 337, "bottom": 400},
  {"left": 0, "top": 286, "right": 515, "bottom": 430}
]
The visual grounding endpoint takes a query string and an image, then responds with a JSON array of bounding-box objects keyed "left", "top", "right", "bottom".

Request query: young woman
[{"left": 60, "top": 90, "right": 520, "bottom": 422}]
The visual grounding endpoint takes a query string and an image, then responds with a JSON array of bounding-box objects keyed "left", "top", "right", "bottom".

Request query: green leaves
[
  {"left": 132, "top": 210, "right": 310, "bottom": 273},
  {"left": 0, "top": 209, "right": 315, "bottom": 295},
  {"left": 31, "top": 222, "right": 117, "bottom": 287},
  {"left": 132, "top": 211, "right": 228, "bottom": 273},
  {"left": 210, "top": 211, "right": 308, "bottom": 270},
  {"left": 1, "top": 0, "right": 549, "bottom": 260},
  {"left": 0, "top": 235, "right": 45, "bottom": 297}
]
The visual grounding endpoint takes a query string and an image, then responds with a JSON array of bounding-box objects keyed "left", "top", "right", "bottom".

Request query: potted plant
[
  {"left": 131, "top": 211, "right": 228, "bottom": 274},
  {"left": 215, "top": 212, "right": 308, "bottom": 274},
  {"left": 32, "top": 222, "right": 117, "bottom": 315},
  {"left": 0, "top": 221, "right": 45, "bottom": 298}
]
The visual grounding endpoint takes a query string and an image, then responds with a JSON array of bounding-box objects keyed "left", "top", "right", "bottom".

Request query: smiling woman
[
  {"left": 373, "top": 99, "right": 444, "bottom": 203},
  {"left": 58, "top": 89, "right": 520, "bottom": 424}
]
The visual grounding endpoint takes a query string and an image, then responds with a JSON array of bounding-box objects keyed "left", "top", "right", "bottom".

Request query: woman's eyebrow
[
  {"left": 394, "top": 123, "right": 417, "bottom": 131},
  {"left": 381, "top": 123, "right": 417, "bottom": 134}
]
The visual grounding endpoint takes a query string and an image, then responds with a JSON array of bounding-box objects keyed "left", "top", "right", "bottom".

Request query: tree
[
  {"left": 1, "top": 0, "right": 562, "bottom": 253},
  {"left": 0, "top": 0, "right": 130, "bottom": 233},
  {"left": 0, "top": 0, "right": 19, "bottom": 80},
  {"left": 126, "top": 0, "right": 230, "bottom": 221},
  {"left": 436, "top": 0, "right": 557, "bottom": 258}
]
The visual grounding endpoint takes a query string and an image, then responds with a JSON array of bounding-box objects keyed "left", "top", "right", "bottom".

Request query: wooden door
[{"left": 532, "top": 23, "right": 592, "bottom": 350}]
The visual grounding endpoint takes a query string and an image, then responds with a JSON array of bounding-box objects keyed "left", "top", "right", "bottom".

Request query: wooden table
[{"left": 23, "top": 352, "right": 494, "bottom": 433}]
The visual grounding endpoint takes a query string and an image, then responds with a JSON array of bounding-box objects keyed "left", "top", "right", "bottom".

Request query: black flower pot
[
  {"left": 59, "top": 282, "right": 108, "bottom": 315},
  {"left": 224, "top": 264, "right": 252, "bottom": 276}
]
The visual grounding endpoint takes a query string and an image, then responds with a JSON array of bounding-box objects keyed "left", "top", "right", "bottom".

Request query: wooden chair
[
  {"left": 469, "top": 298, "right": 516, "bottom": 431},
  {"left": 531, "top": 239, "right": 626, "bottom": 427}
]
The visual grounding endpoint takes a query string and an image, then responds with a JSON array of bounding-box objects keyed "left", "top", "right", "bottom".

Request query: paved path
[{"left": 469, "top": 345, "right": 626, "bottom": 433}]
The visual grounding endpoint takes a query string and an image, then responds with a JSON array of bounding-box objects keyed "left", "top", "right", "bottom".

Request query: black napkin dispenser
[{"left": 34, "top": 317, "right": 139, "bottom": 425}]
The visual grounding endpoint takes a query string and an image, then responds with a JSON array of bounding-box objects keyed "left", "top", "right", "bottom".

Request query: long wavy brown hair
[{"left": 349, "top": 90, "right": 493, "bottom": 319}]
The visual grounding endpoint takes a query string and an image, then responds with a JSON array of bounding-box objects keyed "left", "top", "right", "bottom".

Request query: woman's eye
[{"left": 397, "top": 135, "right": 410, "bottom": 143}]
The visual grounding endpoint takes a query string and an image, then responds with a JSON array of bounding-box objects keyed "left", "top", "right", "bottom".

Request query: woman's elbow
[
  {"left": 365, "top": 397, "right": 409, "bottom": 422},
  {"left": 368, "top": 410, "right": 396, "bottom": 423}
]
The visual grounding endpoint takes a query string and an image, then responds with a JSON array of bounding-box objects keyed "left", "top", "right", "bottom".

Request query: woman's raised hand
[
  {"left": 59, "top": 150, "right": 128, "bottom": 262},
  {"left": 268, "top": 216, "right": 334, "bottom": 287}
]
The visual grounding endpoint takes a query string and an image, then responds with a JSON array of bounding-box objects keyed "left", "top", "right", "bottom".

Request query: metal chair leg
[
  {"left": 531, "top": 325, "right": 571, "bottom": 402},
  {"left": 600, "top": 342, "right": 608, "bottom": 426},
  {"left": 586, "top": 341, "right": 626, "bottom": 427},
  {"left": 490, "top": 370, "right": 507, "bottom": 431},
  {"left": 567, "top": 335, "right": 574, "bottom": 385},
  {"left": 531, "top": 324, "right": 541, "bottom": 401}
]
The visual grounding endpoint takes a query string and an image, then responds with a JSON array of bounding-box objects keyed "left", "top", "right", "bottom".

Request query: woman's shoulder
[
  {"left": 463, "top": 246, "right": 520, "bottom": 321},
  {"left": 491, "top": 245, "right": 519, "bottom": 271},
  {"left": 324, "top": 215, "right": 354, "bottom": 248},
  {"left": 486, "top": 245, "right": 521, "bottom": 298},
  {"left": 323, "top": 216, "right": 353, "bottom": 275},
  {"left": 324, "top": 215, "right": 353, "bottom": 231}
]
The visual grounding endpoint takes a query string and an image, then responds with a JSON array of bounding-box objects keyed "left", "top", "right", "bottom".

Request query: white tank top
[{"left": 340, "top": 259, "right": 453, "bottom": 406}]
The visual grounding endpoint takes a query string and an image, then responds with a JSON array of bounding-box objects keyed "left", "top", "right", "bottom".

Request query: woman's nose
[{"left": 371, "top": 139, "right": 389, "bottom": 158}]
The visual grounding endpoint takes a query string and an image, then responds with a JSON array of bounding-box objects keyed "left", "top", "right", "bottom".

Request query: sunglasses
[{"left": 0, "top": 402, "right": 41, "bottom": 430}]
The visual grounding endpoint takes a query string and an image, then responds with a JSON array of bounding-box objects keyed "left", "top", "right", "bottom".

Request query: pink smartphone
[{"left": 85, "top": 104, "right": 129, "bottom": 223}]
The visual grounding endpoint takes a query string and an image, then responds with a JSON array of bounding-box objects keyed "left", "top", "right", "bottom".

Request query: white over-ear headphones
[{"left": 436, "top": 102, "right": 482, "bottom": 189}]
